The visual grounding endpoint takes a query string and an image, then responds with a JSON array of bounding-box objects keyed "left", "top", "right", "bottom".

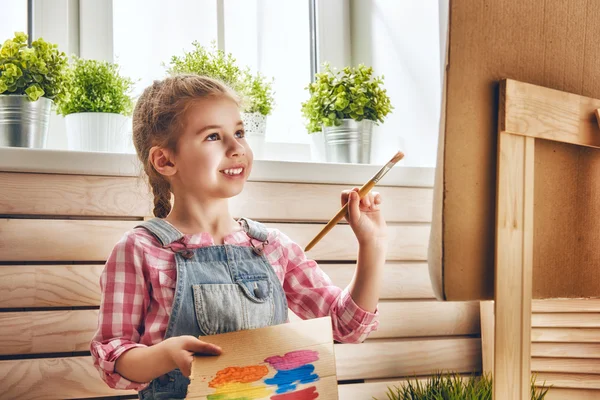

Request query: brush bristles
[{"left": 390, "top": 151, "right": 405, "bottom": 165}]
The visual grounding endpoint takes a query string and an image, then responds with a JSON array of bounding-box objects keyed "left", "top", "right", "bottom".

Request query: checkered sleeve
[
  {"left": 273, "top": 229, "right": 379, "bottom": 343},
  {"left": 89, "top": 231, "right": 151, "bottom": 391}
]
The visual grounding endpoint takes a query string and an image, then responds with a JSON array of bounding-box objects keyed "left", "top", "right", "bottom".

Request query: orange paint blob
[{"left": 209, "top": 365, "right": 270, "bottom": 388}]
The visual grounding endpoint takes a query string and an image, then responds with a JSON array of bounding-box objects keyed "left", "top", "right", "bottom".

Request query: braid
[{"left": 150, "top": 176, "right": 172, "bottom": 218}]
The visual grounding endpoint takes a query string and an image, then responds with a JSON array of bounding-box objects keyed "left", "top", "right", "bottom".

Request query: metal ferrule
[{"left": 372, "top": 163, "right": 394, "bottom": 183}]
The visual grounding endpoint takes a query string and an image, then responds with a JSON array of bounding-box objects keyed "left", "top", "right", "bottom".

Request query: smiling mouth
[{"left": 220, "top": 167, "right": 244, "bottom": 176}]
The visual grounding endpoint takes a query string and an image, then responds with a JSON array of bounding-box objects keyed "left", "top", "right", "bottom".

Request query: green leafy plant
[
  {"left": 56, "top": 57, "right": 134, "bottom": 116},
  {"left": 301, "top": 63, "right": 393, "bottom": 133},
  {"left": 375, "top": 372, "right": 550, "bottom": 400},
  {"left": 167, "top": 41, "right": 274, "bottom": 116},
  {"left": 0, "top": 32, "right": 68, "bottom": 102},
  {"left": 242, "top": 70, "right": 274, "bottom": 116}
]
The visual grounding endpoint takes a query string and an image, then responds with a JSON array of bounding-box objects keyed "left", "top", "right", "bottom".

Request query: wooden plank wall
[
  {"left": 480, "top": 300, "right": 600, "bottom": 400},
  {"left": 0, "top": 171, "right": 481, "bottom": 400}
]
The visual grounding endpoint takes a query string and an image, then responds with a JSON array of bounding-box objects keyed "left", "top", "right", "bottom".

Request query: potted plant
[
  {"left": 56, "top": 57, "right": 134, "bottom": 153},
  {"left": 375, "top": 372, "right": 550, "bottom": 400},
  {"left": 239, "top": 69, "right": 274, "bottom": 152},
  {"left": 167, "top": 41, "right": 274, "bottom": 158},
  {"left": 301, "top": 63, "right": 393, "bottom": 164},
  {"left": 0, "top": 32, "right": 68, "bottom": 148}
]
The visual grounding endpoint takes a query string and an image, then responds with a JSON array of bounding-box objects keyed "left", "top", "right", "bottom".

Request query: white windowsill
[{"left": 0, "top": 147, "right": 434, "bottom": 187}]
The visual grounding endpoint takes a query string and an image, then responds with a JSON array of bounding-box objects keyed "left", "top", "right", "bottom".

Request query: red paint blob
[{"left": 270, "top": 386, "right": 318, "bottom": 400}]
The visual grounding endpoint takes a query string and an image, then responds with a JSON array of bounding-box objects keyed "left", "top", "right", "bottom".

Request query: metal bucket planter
[
  {"left": 241, "top": 112, "right": 267, "bottom": 159},
  {"left": 322, "top": 119, "right": 373, "bottom": 164},
  {"left": 0, "top": 95, "right": 52, "bottom": 148}
]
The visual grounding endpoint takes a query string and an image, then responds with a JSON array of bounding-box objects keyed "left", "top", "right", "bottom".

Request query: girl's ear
[{"left": 149, "top": 146, "right": 177, "bottom": 177}]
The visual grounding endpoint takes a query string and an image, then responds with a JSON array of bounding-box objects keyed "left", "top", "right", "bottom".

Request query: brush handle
[{"left": 304, "top": 180, "right": 376, "bottom": 252}]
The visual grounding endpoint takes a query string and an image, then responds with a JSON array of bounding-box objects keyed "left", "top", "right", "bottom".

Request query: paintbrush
[{"left": 304, "top": 150, "right": 405, "bottom": 252}]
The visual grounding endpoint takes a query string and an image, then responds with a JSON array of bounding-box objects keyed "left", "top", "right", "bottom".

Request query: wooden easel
[{"left": 491, "top": 79, "right": 600, "bottom": 399}]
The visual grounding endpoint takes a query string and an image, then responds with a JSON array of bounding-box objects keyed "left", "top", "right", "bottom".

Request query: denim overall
[{"left": 137, "top": 217, "right": 289, "bottom": 400}]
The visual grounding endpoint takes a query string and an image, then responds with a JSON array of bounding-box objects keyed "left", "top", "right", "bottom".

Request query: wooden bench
[{"left": 0, "top": 163, "right": 481, "bottom": 399}]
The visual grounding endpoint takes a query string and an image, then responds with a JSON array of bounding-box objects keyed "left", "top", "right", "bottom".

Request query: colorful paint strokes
[
  {"left": 207, "top": 365, "right": 273, "bottom": 400},
  {"left": 207, "top": 350, "right": 321, "bottom": 399},
  {"left": 264, "top": 350, "right": 319, "bottom": 371},
  {"left": 263, "top": 364, "right": 318, "bottom": 394},
  {"left": 264, "top": 350, "right": 320, "bottom": 395}
]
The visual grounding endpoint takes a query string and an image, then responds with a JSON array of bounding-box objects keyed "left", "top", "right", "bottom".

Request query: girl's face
[{"left": 171, "top": 96, "right": 253, "bottom": 200}]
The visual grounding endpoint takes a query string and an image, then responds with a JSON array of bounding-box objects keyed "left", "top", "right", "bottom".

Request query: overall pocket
[{"left": 192, "top": 274, "right": 274, "bottom": 336}]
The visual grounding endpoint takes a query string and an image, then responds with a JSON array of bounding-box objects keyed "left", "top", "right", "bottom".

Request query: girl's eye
[
  {"left": 206, "top": 133, "right": 220, "bottom": 141},
  {"left": 235, "top": 130, "right": 245, "bottom": 139}
]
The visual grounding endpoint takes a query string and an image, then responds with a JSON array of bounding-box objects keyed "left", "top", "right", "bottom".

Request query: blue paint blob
[{"left": 264, "top": 364, "right": 319, "bottom": 394}]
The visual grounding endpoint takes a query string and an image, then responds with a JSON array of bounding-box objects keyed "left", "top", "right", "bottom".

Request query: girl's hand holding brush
[
  {"left": 304, "top": 151, "right": 404, "bottom": 252},
  {"left": 342, "top": 188, "right": 387, "bottom": 246}
]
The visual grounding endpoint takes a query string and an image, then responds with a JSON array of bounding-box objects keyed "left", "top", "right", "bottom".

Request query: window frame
[{"left": 33, "top": 0, "right": 351, "bottom": 160}]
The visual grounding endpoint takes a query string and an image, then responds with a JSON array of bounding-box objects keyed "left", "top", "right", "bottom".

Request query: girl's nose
[{"left": 227, "top": 138, "right": 246, "bottom": 157}]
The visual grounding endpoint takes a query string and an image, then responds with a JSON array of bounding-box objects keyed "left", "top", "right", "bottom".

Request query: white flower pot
[
  {"left": 309, "top": 131, "right": 326, "bottom": 162},
  {"left": 241, "top": 112, "right": 267, "bottom": 159},
  {"left": 65, "top": 112, "right": 133, "bottom": 153}
]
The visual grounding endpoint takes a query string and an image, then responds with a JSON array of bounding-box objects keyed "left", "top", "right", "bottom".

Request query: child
[{"left": 90, "top": 74, "right": 387, "bottom": 399}]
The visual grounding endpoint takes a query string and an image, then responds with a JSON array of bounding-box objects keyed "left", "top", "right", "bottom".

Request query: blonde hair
[{"left": 133, "top": 74, "right": 239, "bottom": 218}]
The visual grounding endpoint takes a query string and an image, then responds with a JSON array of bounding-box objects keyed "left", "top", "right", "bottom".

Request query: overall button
[
  {"left": 253, "top": 282, "right": 265, "bottom": 299},
  {"left": 179, "top": 250, "right": 194, "bottom": 259}
]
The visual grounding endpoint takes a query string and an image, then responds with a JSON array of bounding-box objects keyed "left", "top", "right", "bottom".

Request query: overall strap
[
  {"left": 135, "top": 218, "right": 184, "bottom": 246},
  {"left": 238, "top": 217, "right": 269, "bottom": 242}
]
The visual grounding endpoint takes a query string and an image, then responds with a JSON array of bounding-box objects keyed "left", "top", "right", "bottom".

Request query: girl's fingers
[
  {"left": 361, "top": 195, "right": 369, "bottom": 208},
  {"left": 358, "top": 192, "right": 382, "bottom": 211},
  {"left": 360, "top": 193, "right": 375, "bottom": 209},
  {"left": 348, "top": 191, "right": 361, "bottom": 224},
  {"left": 342, "top": 187, "right": 361, "bottom": 208},
  {"left": 374, "top": 193, "right": 382, "bottom": 204},
  {"left": 185, "top": 337, "right": 222, "bottom": 355},
  {"left": 341, "top": 190, "right": 351, "bottom": 208},
  {"left": 179, "top": 358, "right": 192, "bottom": 377},
  {"left": 371, "top": 201, "right": 380, "bottom": 211},
  {"left": 342, "top": 188, "right": 383, "bottom": 213}
]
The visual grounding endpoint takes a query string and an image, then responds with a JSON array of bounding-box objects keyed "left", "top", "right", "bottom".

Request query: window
[
  {"left": 112, "top": 0, "right": 218, "bottom": 97},
  {"left": 112, "top": 0, "right": 312, "bottom": 145},
  {"left": 63, "top": 1, "right": 444, "bottom": 166},
  {"left": 349, "top": 0, "right": 441, "bottom": 167},
  {"left": 1, "top": 0, "right": 28, "bottom": 43},
  {"left": 223, "top": 0, "right": 312, "bottom": 144}
]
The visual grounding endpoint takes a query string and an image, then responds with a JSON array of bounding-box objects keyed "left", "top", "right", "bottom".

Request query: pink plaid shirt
[{"left": 90, "top": 224, "right": 379, "bottom": 390}]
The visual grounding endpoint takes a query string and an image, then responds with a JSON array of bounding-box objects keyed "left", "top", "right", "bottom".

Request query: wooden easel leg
[
  {"left": 494, "top": 133, "right": 534, "bottom": 399},
  {"left": 479, "top": 301, "right": 495, "bottom": 377}
]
